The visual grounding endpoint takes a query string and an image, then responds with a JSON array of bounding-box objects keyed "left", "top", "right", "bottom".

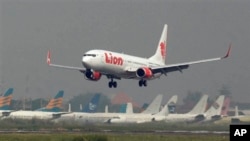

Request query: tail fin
[
  {"left": 105, "top": 105, "right": 109, "bottom": 113},
  {"left": 235, "top": 106, "right": 239, "bottom": 117},
  {"left": 0, "top": 88, "right": 14, "bottom": 110},
  {"left": 126, "top": 102, "right": 133, "bottom": 114},
  {"left": 119, "top": 103, "right": 127, "bottom": 113},
  {"left": 37, "top": 90, "right": 64, "bottom": 112},
  {"left": 68, "top": 103, "right": 71, "bottom": 112},
  {"left": 221, "top": 96, "right": 230, "bottom": 116},
  {"left": 154, "top": 103, "right": 169, "bottom": 116},
  {"left": 187, "top": 94, "right": 208, "bottom": 115},
  {"left": 82, "top": 93, "right": 101, "bottom": 113},
  {"left": 205, "top": 95, "right": 225, "bottom": 116},
  {"left": 149, "top": 24, "right": 168, "bottom": 65},
  {"left": 166, "top": 95, "right": 178, "bottom": 113},
  {"left": 141, "top": 94, "right": 163, "bottom": 114}
]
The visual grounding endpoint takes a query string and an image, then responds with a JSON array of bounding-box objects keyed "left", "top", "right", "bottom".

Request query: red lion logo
[{"left": 160, "top": 42, "right": 166, "bottom": 59}]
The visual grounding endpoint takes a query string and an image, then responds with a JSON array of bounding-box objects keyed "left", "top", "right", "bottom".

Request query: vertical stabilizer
[
  {"left": 126, "top": 103, "right": 133, "bottom": 114},
  {"left": 68, "top": 103, "right": 71, "bottom": 112},
  {"left": 0, "top": 88, "right": 14, "bottom": 110},
  {"left": 119, "top": 103, "right": 127, "bottom": 113},
  {"left": 105, "top": 105, "right": 109, "bottom": 113},
  {"left": 82, "top": 93, "right": 101, "bottom": 113},
  {"left": 154, "top": 103, "right": 169, "bottom": 116},
  {"left": 187, "top": 94, "right": 208, "bottom": 115},
  {"left": 141, "top": 94, "right": 163, "bottom": 114},
  {"left": 221, "top": 96, "right": 230, "bottom": 116},
  {"left": 166, "top": 95, "right": 178, "bottom": 113},
  {"left": 37, "top": 90, "right": 64, "bottom": 112},
  {"left": 235, "top": 106, "right": 239, "bottom": 117},
  {"left": 205, "top": 95, "right": 225, "bottom": 117},
  {"left": 149, "top": 24, "right": 168, "bottom": 65}
]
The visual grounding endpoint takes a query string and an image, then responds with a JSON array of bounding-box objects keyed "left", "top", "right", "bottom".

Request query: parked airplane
[
  {"left": 107, "top": 102, "right": 169, "bottom": 124},
  {"left": 36, "top": 90, "right": 64, "bottom": 112},
  {"left": 0, "top": 88, "right": 14, "bottom": 117},
  {"left": 3, "top": 91, "right": 67, "bottom": 120},
  {"left": 47, "top": 24, "right": 231, "bottom": 88},
  {"left": 164, "top": 94, "right": 208, "bottom": 123},
  {"left": 215, "top": 106, "right": 250, "bottom": 124},
  {"left": 53, "top": 94, "right": 166, "bottom": 124},
  {"left": 106, "top": 95, "right": 177, "bottom": 124}
]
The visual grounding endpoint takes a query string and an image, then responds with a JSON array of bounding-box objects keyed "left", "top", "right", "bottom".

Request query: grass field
[
  {"left": 0, "top": 119, "right": 231, "bottom": 141},
  {"left": 0, "top": 133, "right": 229, "bottom": 141}
]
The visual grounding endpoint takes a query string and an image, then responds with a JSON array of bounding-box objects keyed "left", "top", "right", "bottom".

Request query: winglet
[
  {"left": 47, "top": 50, "right": 51, "bottom": 65},
  {"left": 222, "top": 43, "right": 232, "bottom": 59}
]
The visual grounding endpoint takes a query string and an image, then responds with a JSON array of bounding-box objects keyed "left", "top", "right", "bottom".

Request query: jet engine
[
  {"left": 84, "top": 70, "right": 102, "bottom": 81},
  {"left": 136, "top": 67, "right": 153, "bottom": 78}
]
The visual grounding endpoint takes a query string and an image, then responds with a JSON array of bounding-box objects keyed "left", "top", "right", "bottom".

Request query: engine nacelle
[
  {"left": 136, "top": 67, "right": 153, "bottom": 78},
  {"left": 84, "top": 70, "right": 102, "bottom": 81}
]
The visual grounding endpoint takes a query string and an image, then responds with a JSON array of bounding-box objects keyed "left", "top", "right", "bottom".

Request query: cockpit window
[{"left": 83, "top": 54, "right": 96, "bottom": 57}]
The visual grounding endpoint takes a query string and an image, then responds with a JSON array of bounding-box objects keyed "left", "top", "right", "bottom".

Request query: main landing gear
[
  {"left": 108, "top": 78, "right": 117, "bottom": 88},
  {"left": 139, "top": 79, "right": 147, "bottom": 87},
  {"left": 107, "top": 78, "right": 147, "bottom": 88}
]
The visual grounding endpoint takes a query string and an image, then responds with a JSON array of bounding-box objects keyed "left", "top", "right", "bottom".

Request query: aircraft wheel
[
  {"left": 143, "top": 80, "right": 147, "bottom": 87},
  {"left": 113, "top": 81, "right": 117, "bottom": 88},
  {"left": 108, "top": 82, "right": 113, "bottom": 88},
  {"left": 139, "top": 80, "right": 143, "bottom": 87}
]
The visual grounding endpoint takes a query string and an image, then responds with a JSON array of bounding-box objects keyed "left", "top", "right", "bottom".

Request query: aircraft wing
[
  {"left": 151, "top": 45, "right": 231, "bottom": 74},
  {"left": 47, "top": 50, "right": 86, "bottom": 72},
  {"left": 1, "top": 110, "right": 16, "bottom": 117}
]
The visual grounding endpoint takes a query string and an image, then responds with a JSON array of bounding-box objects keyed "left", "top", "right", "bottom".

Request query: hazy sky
[{"left": 0, "top": 0, "right": 250, "bottom": 105}]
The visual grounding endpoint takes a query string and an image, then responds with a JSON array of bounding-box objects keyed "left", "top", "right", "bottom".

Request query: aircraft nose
[{"left": 82, "top": 56, "right": 91, "bottom": 68}]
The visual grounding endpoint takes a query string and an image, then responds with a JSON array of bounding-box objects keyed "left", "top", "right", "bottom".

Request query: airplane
[
  {"left": 2, "top": 91, "right": 68, "bottom": 120},
  {"left": 163, "top": 94, "right": 208, "bottom": 123},
  {"left": 0, "top": 88, "right": 14, "bottom": 117},
  {"left": 47, "top": 24, "right": 231, "bottom": 88},
  {"left": 107, "top": 102, "right": 169, "bottom": 124},
  {"left": 52, "top": 94, "right": 166, "bottom": 124},
  {"left": 106, "top": 95, "right": 177, "bottom": 124},
  {"left": 36, "top": 90, "right": 64, "bottom": 112},
  {"left": 215, "top": 106, "right": 250, "bottom": 124}
]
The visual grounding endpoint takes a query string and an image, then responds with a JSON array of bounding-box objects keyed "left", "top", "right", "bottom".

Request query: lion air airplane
[{"left": 47, "top": 24, "right": 231, "bottom": 88}]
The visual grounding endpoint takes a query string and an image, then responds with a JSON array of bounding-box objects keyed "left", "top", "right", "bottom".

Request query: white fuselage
[
  {"left": 4, "top": 111, "right": 57, "bottom": 120},
  {"left": 82, "top": 50, "right": 162, "bottom": 79},
  {"left": 163, "top": 113, "right": 201, "bottom": 122},
  {"left": 53, "top": 112, "right": 122, "bottom": 124}
]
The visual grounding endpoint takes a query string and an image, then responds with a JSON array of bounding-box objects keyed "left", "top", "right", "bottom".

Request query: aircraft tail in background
[
  {"left": 221, "top": 96, "right": 230, "bottom": 116},
  {"left": 166, "top": 95, "right": 178, "bottom": 113},
  {"left": 119, "top": 103, "right": 127, "bottom": 113},
  {"left": 36, "top": 90, "right": 64, "bottom": 112},
  {"left": 141, "top": 94, "right": 163, "bottom": 114},
  {"left": 0, "top": 88, "right": 14, "bottom": 110},
  {"left": 187, "top": 94, "right": 208, "bottom": 115},
  {"left": 202, "top": 95, "right": 225, "bottom": 122},
  {"left": 82, "top": 93, "right": 101, "bottom": 113}
]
